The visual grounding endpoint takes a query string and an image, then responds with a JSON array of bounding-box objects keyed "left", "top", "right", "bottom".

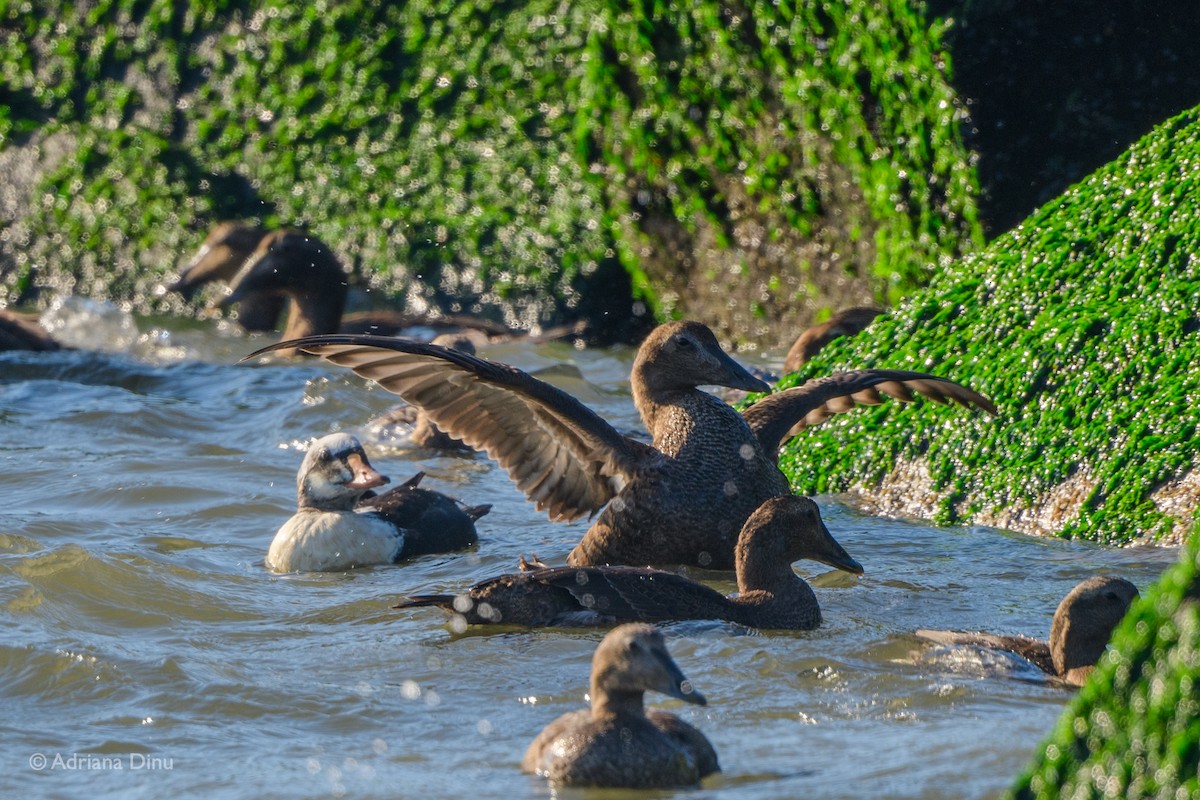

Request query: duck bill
[
  {"left": 345, "top": 453, "right": 389, "bottom": 491},
  {"left": 167, "top": 271, "right": 199, "bottom": 300},
  {"left": 656, "top": 654, "right": 707, "bottom": 706},
  {"left": 214, "top": 249, "right": 274, "bottom": 310},
  {"left": 813, "top": 522, "right": 864, "bottom": 575},
  {"left": 213, "top": 284, "right": 245, "bottom": 310},
  {"left": 717, "top": 352, "right": 771, "bottom": 393}
]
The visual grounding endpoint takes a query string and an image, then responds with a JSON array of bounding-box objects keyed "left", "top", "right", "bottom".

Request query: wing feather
[
  {"left": 743, "top": 369, "right": 998, "bottom": 456},
  {"left": 245, "top": 335, "right": 646, "bottom": 520}
]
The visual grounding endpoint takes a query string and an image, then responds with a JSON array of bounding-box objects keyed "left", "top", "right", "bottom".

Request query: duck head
[
  {"left": 218, "top": 229, "right": 347, "bottom": 309},
  {"left": 783, "top": 306, "right": 884, "bottom": 372},
  {"left": 1050, "top": 575, "right": 1139, "bottom": 683},
  {"left": 590, "top": 623, "right": 706, "bottom": 715},
  {"left": 296, "top": 433, "right": 390, "bottom": 511},
  {"left": 735, "top": 495, "right": 863, "bottom": 592},
  {"left": 632, "top": 321, "right": 770, "bottom": 397},
  {"left": 169, "top": 222, "right": 267, "bottom": 301}
]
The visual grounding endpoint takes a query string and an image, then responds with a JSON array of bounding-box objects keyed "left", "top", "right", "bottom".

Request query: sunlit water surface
[{"left": 0, "top": 305, "right": 1180, "bottom": 799}]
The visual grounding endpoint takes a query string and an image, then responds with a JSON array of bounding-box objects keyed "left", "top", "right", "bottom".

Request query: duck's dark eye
[{"left": 672, "top": 335, "right": 693, "bottom": 349}]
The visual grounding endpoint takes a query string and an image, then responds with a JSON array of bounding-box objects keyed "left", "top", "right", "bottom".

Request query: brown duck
[
  {"left": 522, "top": 623, "right": 718, "bottom": 788},
  {"left": 783, "top": 306, "right": 884, "bottom": 372},
  {"left": 218, "top": 229, "right": 548, "bottom": 356},
  {"left": 397, "top": 495, "right": 862, "bottom": 629},
  {"left": 245, "top": 320, "right": 997, "bottom": 569},
  {"left": 169, "top": 222, "right": 283, "bottom": 332},
  {"left": 916, "top": 575, "right": 1139, "bottom": 686}
]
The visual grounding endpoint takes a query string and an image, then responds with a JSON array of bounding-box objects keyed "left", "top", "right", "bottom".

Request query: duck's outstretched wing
[
  {"left": 742, "top": 369, "right": 998, "bottom": 457},
  {"left": 244, "top": 335, "right": 649, "bottom": 521}
]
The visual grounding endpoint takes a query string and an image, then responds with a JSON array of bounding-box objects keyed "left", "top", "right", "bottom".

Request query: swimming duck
[
  {"left": 916, "top": 575, "right": 1139, "bottom": 686},
  {"left": 0, "top": 309, "right": 61, "bottom": 352},
  {"left": 169, "top": 221, "right": 283, "bottom": 332},
  {"left": 521, "top": 623, "right": 718, "bottom": 788},
  {"left": 246, "top": 320, "right": 997, "bottom": 569},
  {"left": 265, "top": 432, "right": 488, "bottom": 572},
  {"left": 396, "top": 495, "right": 862, "bottom": 628},
  {"left": 783, "top": 306, "right": 884, "bottom": 373},
  {"left": 218, "top": 229, "right": 550, "bottom": 356}
]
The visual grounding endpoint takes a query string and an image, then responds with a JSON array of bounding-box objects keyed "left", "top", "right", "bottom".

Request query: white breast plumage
[{"left": 266, "top": 510, "right": 403, "bottom": 572}]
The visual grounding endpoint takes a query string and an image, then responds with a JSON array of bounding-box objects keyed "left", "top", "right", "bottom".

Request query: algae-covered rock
[
  {"left": 1008, "top": 530, "right": 1200, "bottom": 799},
  {"left": 777, "top": 105, "right": 1200, "bottom": 545},
  {"left": 0, "top": 1, "right": 978, "bottom": 345}
]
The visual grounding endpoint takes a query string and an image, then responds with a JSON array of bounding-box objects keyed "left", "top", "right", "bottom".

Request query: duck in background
[
  {"left": 396, "top": 495, "right": 862, "bottom": 629},
  {"left": 522, "top": 623, "right": 718, "bottom": 789},
  {"left": 783, "top": 306, "right": 884, "bottom": 373},
  {"left": 265, "top": 432, "right": 489, "bottom": 572},
  {"left": 218, "top": 229, "right": 562, "bottom": 357},
  {"left": 0, "top": 309, "right": 61, "bottom": 352},
  {"left": 916, "top": 575, "right": 1139, "bottom": 686},
  {"left": 168, "top": 222, "right": 283, "bottom": 332},
  {"left": 246, "top": 320, "right": 997, "bottom": 570}
]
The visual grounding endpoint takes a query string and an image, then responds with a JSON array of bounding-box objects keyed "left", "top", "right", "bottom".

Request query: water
[{"left": 0, "top": 304, "right": 1180, "bottom": 799}]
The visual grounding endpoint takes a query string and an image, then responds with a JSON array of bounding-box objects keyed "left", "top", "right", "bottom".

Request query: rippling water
[{"left": 0, "top": 304, "right": 1180, "bottom": 799}]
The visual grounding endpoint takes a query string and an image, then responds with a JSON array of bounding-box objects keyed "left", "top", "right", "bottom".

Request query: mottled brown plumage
[
  {"left": 365, "top": 334, "right": 479, "bottom": 452},
  {"left": 396, "top": 496, "right": 862, "bottom": 629},
  {"left": 916, "top": 576, "right": 1139, "bottom": 686},
  {"left": 245, "top": 320, "right": 997, "bottom": 568},
  {"left": 521, "top": 623, "right": 718, "bottom": 788}
]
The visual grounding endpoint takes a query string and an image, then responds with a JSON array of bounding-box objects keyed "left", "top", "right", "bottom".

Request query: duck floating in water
[
  {"left": 169, "top": 221, "right": 283, "bottom": 332},
  {"left": 266, "top": 432, "right": 489, "bottom": 572},
  {"left": 916, "top": 575, "right": 1139, "bottom": 686},
  {"left": 397, "top": 495, "right": 862, "bottom": 629},
  {"left": 218, "top": 229, "right": 570, "bottom": 356},
  {"left": 783, "top": 306, "right": 884, "bottom": 373},
  {"left": 0, "top": 309, "right": 61, "bottom": 352},
  {"left": 245, "top": 320, "right": 997, "bottom": 569},
  {"left": 522, "top": 623, "right": 718, "bottom": 788}
]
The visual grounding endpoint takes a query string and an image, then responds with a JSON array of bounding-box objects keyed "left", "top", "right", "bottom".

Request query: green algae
[
  {"left": 777, "top": 104, "right": 1200, "bottom": 545},
  {"left": 1008, "top": 529, "right": 1200, "bottom": 799},
  {"left": 0, "top": 0, "right": 978, "bottom": 341}
]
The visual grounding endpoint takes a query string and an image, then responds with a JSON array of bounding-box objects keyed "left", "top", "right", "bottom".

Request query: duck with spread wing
[{"left": 245, "top": 320, "right": 996, "bottom": 569}]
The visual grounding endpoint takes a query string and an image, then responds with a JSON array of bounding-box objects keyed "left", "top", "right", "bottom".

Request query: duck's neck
[
  {"left": 734, "top": 530, "right": 794, "bottom": 594},
  {"left": 736, "top": 558, "right": 798, "bottom": 596},
  {"left": 631, "top": 363, "right": 677, "bottom": 432},
  {"left": 1050, "top": 612, "right": 1109, "bottom": 679},
  {"left": 280, "top": 281, "right": 347, "bottom": 342},
  {"left": 590, "top": 684, "right": 645, "bottom": 720},
  {"left": 297, "top": 483, "right": 360, "bottom": 513},
  {"left": 733, "top": 541, "right": 820, "bottom": 626}
]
